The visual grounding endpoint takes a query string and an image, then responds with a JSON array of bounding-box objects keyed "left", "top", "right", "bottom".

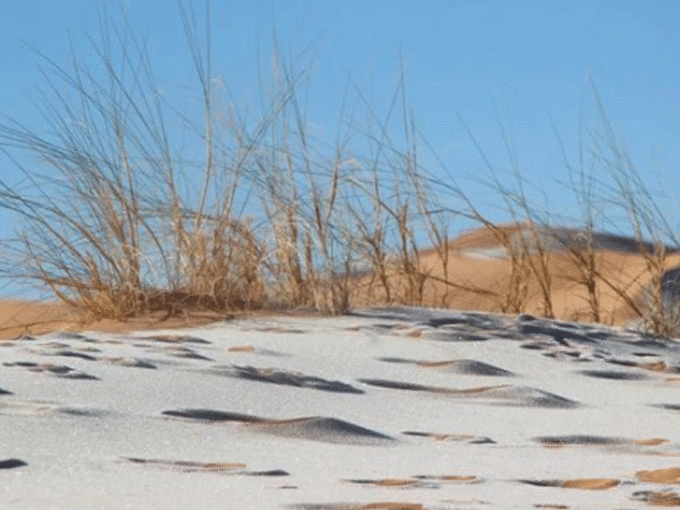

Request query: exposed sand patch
[
  {"left": 636, "top": 468, "right": 680, "bottom": 484},
  {"left": 355, "top": 224, "right": 680, "bottom": 329},
  {"left": 520, "top": 478, "right": 621, "bottom": 490}
]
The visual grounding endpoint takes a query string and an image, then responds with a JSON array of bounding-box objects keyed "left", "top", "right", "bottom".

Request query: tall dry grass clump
[
  {"left": 1, "top": 3, "right": 680, "bottom": 338},
  {"left": 0, "top": 2, "right": 265, "bottom": 319},
  {"left": 0, "top": 2, "right": 444, "bottom": 319},
  {"left": 587, "top": 87, "right": 680, "bottom": 335},
  {"left": 0, "top": 3, "right": 278, "bottom": 318},
  {"left": 410, "top": 80, "right": 680, "bottom": 337}
]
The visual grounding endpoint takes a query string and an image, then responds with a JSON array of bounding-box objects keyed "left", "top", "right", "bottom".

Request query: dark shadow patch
[
  {"left": 471, "top": 437, "right": 496, "bottom": 444},
  {"left": 518, "top": 323, "right": 597, "bottom": 346},
  {"left": 376, "top": 356, "right": 412, "bottom": 364},
  {"left": 359, "top": 378, "right": 435, "bottom": 392},
  {"left": 3, "top": 362, "right": 98, "bottom": 380},
  {"left": 39, "top": 364, "right": 72, "bottom": 374},
  {"left": 0, "top": 458, "right": 27, "bottom": 469},
  {"left": 632, "top": 338, "right": 669, "bottom": 349},
  {"left": 152, "top": 344, "right": 213, "bottom": 362},
  {"left": 351, "top": 308, "right": 507, "bottom": 331},
  {"left": 162, "top": 409, "right": 265, "bottom": 423},
  {"left": 475, "top": 386, "right": 580, "bottom": 409},
  {"left": 367, "top": 323, "right": 405, "bottom": 331},
  {"left": 534, "top": 435, "right": 625, "bottom": 446},
  {"left": 632, "top": 351, "right": 661, "bottom": 357},
  {"left": 457, "top": 313, "right": 507, "bottom": 330},
  {"left": 216, "top": 365, "right": 364, "bottom": 394},
  {"left": 557, "top": 350, "right": 581, "bottom": 358},
  {"left": 0, "top": 388, "right": 12, "bottom": 395},
  {"left": 631, "top": 490, "right": 680, "bottom": 506},
  {"left": 417, "top": 359, "right": 514, "bottom": 377},
  {"left": 579, "top": 369, "right": 646, "bottom": 380},
  {"left": 58, "top": 407, "right": 108, "bottom": 417},
  {"left": 172, "top": 350, "right": 213, "bottom": 361},
  {"left": 401, "top": 431, "right": 436, "bottom": 437},
  {"left": 605, "top": 358, "right": 638, "bottom": 368},
  {"left": 162, "top": 409, "right": 393, "bottom": 445},
  {"left": 425, "top": 317, "right": 469, "bottom": 328},
  {"left": 655, "top": 404, "right": 680, "bottom": 411},
  {"left": 519, "top": 341, "right": 550, "bottom": 350},
  {"left": 249, "top": 469, "right": 289, "bottom": 476},
  {"left": 53, "top": 350, "right": 98, "bottom": 361},
  {"left": 250, "top": 416, "right": 394, "bottom": 445},
  {"left": 519, "top": 479, "right": 562, "bottom": 488},
  {"left": 585, "top": 330, "right": 617, "bottom": 340}
]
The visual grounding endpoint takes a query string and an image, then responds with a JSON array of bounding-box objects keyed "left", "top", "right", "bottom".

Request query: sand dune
[
  {"left": 356, "top": 223, "right": 680, "bottom": 329},
  {"left": 0, "top": 299, "right": 239, "bottom": 339},
  {"left": 1, "top": 223, "right": 679, "bottom": 338}
]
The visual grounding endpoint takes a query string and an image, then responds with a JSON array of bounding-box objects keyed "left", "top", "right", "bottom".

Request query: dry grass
[{"left": 0, "top": 3, "right": 679, "bottom": 338}]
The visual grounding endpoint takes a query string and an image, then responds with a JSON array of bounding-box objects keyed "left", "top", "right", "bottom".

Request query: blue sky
[{"left": 1, "top": 0, "right": 680, "bottom": 295}]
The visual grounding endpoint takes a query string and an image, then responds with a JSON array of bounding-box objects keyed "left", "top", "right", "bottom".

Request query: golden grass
[{"left": 0, "top": 2, "right": 679, "bottom": 338}]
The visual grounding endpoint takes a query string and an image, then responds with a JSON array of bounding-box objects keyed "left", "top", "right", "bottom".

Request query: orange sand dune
[
  {"left": 0, "top": 299, "right": 328, "bottom": 339},
  {"left": 2, "top": 223, "right": 679, "bottom": 338},
  {"left": 357, "top": 223, "right": 680, "bottom": 328},
  {"left": 0, "top": 300, "right": 80, "bottom": 339},
  {"left": 0, "top": 300, "right": 235, "bottom": 339}
]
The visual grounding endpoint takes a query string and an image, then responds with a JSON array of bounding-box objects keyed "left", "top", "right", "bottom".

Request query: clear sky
[{"left": 1, "top": 0, "right": 680, "bottom": 295}]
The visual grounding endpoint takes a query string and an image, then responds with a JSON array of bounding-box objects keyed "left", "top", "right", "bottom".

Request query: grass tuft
[{"left": 0, "top": 3, "right": 679, "bottom": 338}]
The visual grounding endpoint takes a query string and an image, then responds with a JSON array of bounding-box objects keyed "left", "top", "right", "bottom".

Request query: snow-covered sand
[{"left": 3, "top": 307, "right": 680, "bottom": 509}]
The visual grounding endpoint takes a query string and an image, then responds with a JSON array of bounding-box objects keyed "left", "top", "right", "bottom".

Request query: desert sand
[
  {"left": 0, "top": 299, "right": 245, "bottom": 340},
  {"left": 2, "top": 225, "right": 680, "bottom": 509}
]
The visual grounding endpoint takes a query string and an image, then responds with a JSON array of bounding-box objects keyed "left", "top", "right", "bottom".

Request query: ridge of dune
[
  {"left": 0, "top": 299, "right": 334, "bottom": 339},
  {"left": 2, "top": 222, "right": 680, "bottom": 337},
  {"left": 357, "top": 222, "right": 680, "bottom": 329},
  {"left": 441, "top": 222, "right": 679, "bottom": 257},
  {"left": 0, "top": 300, "right": 236, "bottom": 339}
]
